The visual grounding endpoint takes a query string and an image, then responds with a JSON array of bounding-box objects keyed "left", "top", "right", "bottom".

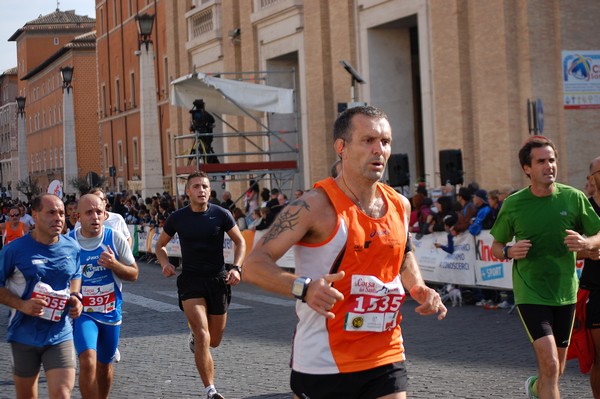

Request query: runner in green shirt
[{"left": 491, "top": 135, "right": 600, "bottom": 399}]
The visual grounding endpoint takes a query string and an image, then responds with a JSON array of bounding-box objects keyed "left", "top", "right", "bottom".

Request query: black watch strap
[{"left": 502, "top": 245, "right": 512, "bottom": 260}]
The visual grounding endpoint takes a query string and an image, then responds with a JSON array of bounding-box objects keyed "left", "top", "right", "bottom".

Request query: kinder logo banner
[{"left": 473, "top": 230, "right": 513, "bottom": 289}]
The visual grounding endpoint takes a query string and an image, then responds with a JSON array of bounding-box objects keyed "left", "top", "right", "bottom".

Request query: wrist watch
[
  {"left": 292, "top": 277, "right": 312, "bottom": 302},
  {"left": 502, "top": 245, "right": 512, "bottom": 260},
  {"left": 231, "top": 265, "right": 242, "bottom": 275}
]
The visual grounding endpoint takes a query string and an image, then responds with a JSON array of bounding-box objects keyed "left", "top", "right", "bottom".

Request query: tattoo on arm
[{"left": 262, "top": 200, "right": 309, "bottom": 245}]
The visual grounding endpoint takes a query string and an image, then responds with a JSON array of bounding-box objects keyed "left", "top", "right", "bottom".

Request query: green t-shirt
[{"left": 490, "top": 183, "right": 600, "bottom": 305}]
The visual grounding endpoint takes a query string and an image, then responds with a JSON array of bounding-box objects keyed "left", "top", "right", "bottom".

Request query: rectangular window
[
  {"left": 132, "top": 137, "right": 139, "bottom": 168},
  {"left": 100, "top": 7, "right": 104, "bottom": 35},
  {"left": 54, "top": 37, "right": 59, "bottom": 45},
  {"left": 102, "top": 85, "right": 107, "bottom": 117},
  {"left": 115, "top": 78, "right": 121, "bottom": 112},
  {"left": 118, "top": 141, "right": 123, "bottom": 169},
  {"left": 130, "top": 71, "right": 136, "bottom": 108},
  {"left": 163, "top": 57, "right": 169, "bottom": 99},
  {"left": 113, "top": 0, "right": 118, "bottom": 27},
  {"left": 167, "top": 132, "right": 172, "bottom": 165},
  {"left": 104, "top": 144, "right": 110, "bottom": 172}
]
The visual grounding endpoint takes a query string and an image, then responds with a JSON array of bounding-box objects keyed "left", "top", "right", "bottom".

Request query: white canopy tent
[{"left": 170, "top": 72, "right": 295, "bottom": 117}]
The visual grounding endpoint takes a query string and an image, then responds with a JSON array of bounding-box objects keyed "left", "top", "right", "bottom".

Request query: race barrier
[{"left": 129, "top": 225, "right": 584, "bottom": 290}]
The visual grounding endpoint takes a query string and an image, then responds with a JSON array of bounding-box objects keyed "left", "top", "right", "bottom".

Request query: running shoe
[
  {"left": 525, "top": 376, "right": 538, "bottom": 399},
  {"left": 207, "top": 391, "right": 224, "bottom": 399},
  {"left": 189, "top": 331, "right": 195, "bottom": 353}
]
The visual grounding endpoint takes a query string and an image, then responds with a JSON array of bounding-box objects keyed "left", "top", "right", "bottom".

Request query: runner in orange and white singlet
[
  {"left": 1, "top": 206, "right": 29, "bottom": 246},
  {"left": 244, "top": 105, "right": 447, "bottom": 399}
]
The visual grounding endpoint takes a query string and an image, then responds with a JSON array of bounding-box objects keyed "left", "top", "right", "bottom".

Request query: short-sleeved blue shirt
[{"left": 0, "top": 234, "right": 81, "bottom": 347}]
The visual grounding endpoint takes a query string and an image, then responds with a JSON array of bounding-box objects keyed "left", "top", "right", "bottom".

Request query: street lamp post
[
  {"left": 61, "top": 66, "right": 77, "bottom": 195},
  {"left": 136, "top": 13, "right": 163, "bottom": 198},
  {"left": 16, "top": 96, "right": 27, "bottom": 201}
]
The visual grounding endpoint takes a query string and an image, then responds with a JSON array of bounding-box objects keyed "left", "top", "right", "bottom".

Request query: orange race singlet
[{"left": 291, "top": 177, "right": 408, "bottom": 374}]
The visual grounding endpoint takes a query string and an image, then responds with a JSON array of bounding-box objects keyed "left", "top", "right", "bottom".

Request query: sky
[{"left": 0, "top": 0, "right": 96, "bottom": 73}]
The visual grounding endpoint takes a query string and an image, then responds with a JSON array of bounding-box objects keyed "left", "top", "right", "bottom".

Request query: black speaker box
[
  {"left": 439, "top": 149, "right": 464, "bottom": 185},
  {"left": 388, "top": 153, "right": 410, "bottom": 187}
]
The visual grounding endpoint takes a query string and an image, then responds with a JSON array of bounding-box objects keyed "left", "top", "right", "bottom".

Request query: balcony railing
[
  {"left": 188, "top": 2, "right": 222, "bottom": 42},
  {"left": 190, "top": 8, "right": 213, "bottom": 38}
]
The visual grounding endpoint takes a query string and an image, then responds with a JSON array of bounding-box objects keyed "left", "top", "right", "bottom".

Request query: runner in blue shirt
[
  {"left": 70, "top": 194, "right": 138, "bottom": 399},
  {"left": 0, "top": 193, "right": 82, "bottom": 399}
]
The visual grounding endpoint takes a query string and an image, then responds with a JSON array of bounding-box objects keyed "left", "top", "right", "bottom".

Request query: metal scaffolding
[{"left": 170, "top": 69, "right": 300, "bottom": 203}]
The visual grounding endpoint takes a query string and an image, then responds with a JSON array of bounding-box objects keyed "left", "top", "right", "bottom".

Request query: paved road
[{"left": 0, "top": 261, "right": 591, "bottom": 398}]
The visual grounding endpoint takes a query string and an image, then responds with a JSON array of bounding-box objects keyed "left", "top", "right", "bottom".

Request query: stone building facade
[{"left": 172, "top": 0, "right": 600, "bottom": 194}]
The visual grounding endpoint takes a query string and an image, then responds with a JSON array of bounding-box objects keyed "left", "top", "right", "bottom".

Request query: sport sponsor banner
[
  {"left": 137, "top": 227, "right": 148, "bottom": 254},
  {"left": 167, "top": 232, "right": 182, "bottom": 258},
  {"left": 130, "top": 224, "right": 588, "bottom": 290},
  {"left": 562, "top": 50, "right": 600, "bottom": 109},
  {"left": 413, "top": 232, "right": 477, "bottom": 285},
  {"left": 224, "top": 236, "right": 234, "bottom": 264},
  {"left": 252, "top": 230, "right": 295, "bottom": 269},
  {"left": 473, "top": 230, "right": 513, "bottom": 289}
]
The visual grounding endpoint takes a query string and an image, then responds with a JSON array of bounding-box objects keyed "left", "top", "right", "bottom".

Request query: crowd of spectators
[
  {"left": 233, "top": 182, "right": 298, "bottom": 232},
  {"left": 407, "top": 181, "right": 516, "bottom": 309}
]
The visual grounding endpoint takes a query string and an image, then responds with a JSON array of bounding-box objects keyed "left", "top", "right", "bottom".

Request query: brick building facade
[
  {"left": 0, "top": 68, "right": 18, "bottom": 198},
  {"left": 7, "top": 1, "right": 598, "bottom": 201},
  {"left": 95, "top": 0, "right": 172, "bottom": 194},
  {"left": 9, "top": 9, "right": 99, "bottom": 193}
]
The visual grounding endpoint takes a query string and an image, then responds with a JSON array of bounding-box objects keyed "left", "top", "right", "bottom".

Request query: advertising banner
[{"left": 562, "top": 50, "right": 600, "bottom": 109}]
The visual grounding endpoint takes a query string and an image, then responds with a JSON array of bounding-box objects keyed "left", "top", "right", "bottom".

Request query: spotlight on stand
[{"left": 338, "top": 60, "right": 367, "bottom": 113}]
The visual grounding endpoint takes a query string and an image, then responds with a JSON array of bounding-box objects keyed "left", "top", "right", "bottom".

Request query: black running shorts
[
  {"left": 586, "top": 289, "right": 600, "bottom": 329},
  {"left": 290, "top": 361, "right": 408, "bottom": 399},
  {"left": 177, "top": 270, "right": 231, "bottom": 315},
  {"left": 517, "top": 304, "right": 576, "bottom": 347}
]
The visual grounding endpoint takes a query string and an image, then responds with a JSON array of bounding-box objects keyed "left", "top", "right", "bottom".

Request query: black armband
[{"left": 404, "top": 233, "right": 413, "bottom": 254}]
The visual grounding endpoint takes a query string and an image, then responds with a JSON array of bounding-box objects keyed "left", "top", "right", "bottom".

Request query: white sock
[{"left": 205, "top": 385, "right": 216, "bottom": 396}]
